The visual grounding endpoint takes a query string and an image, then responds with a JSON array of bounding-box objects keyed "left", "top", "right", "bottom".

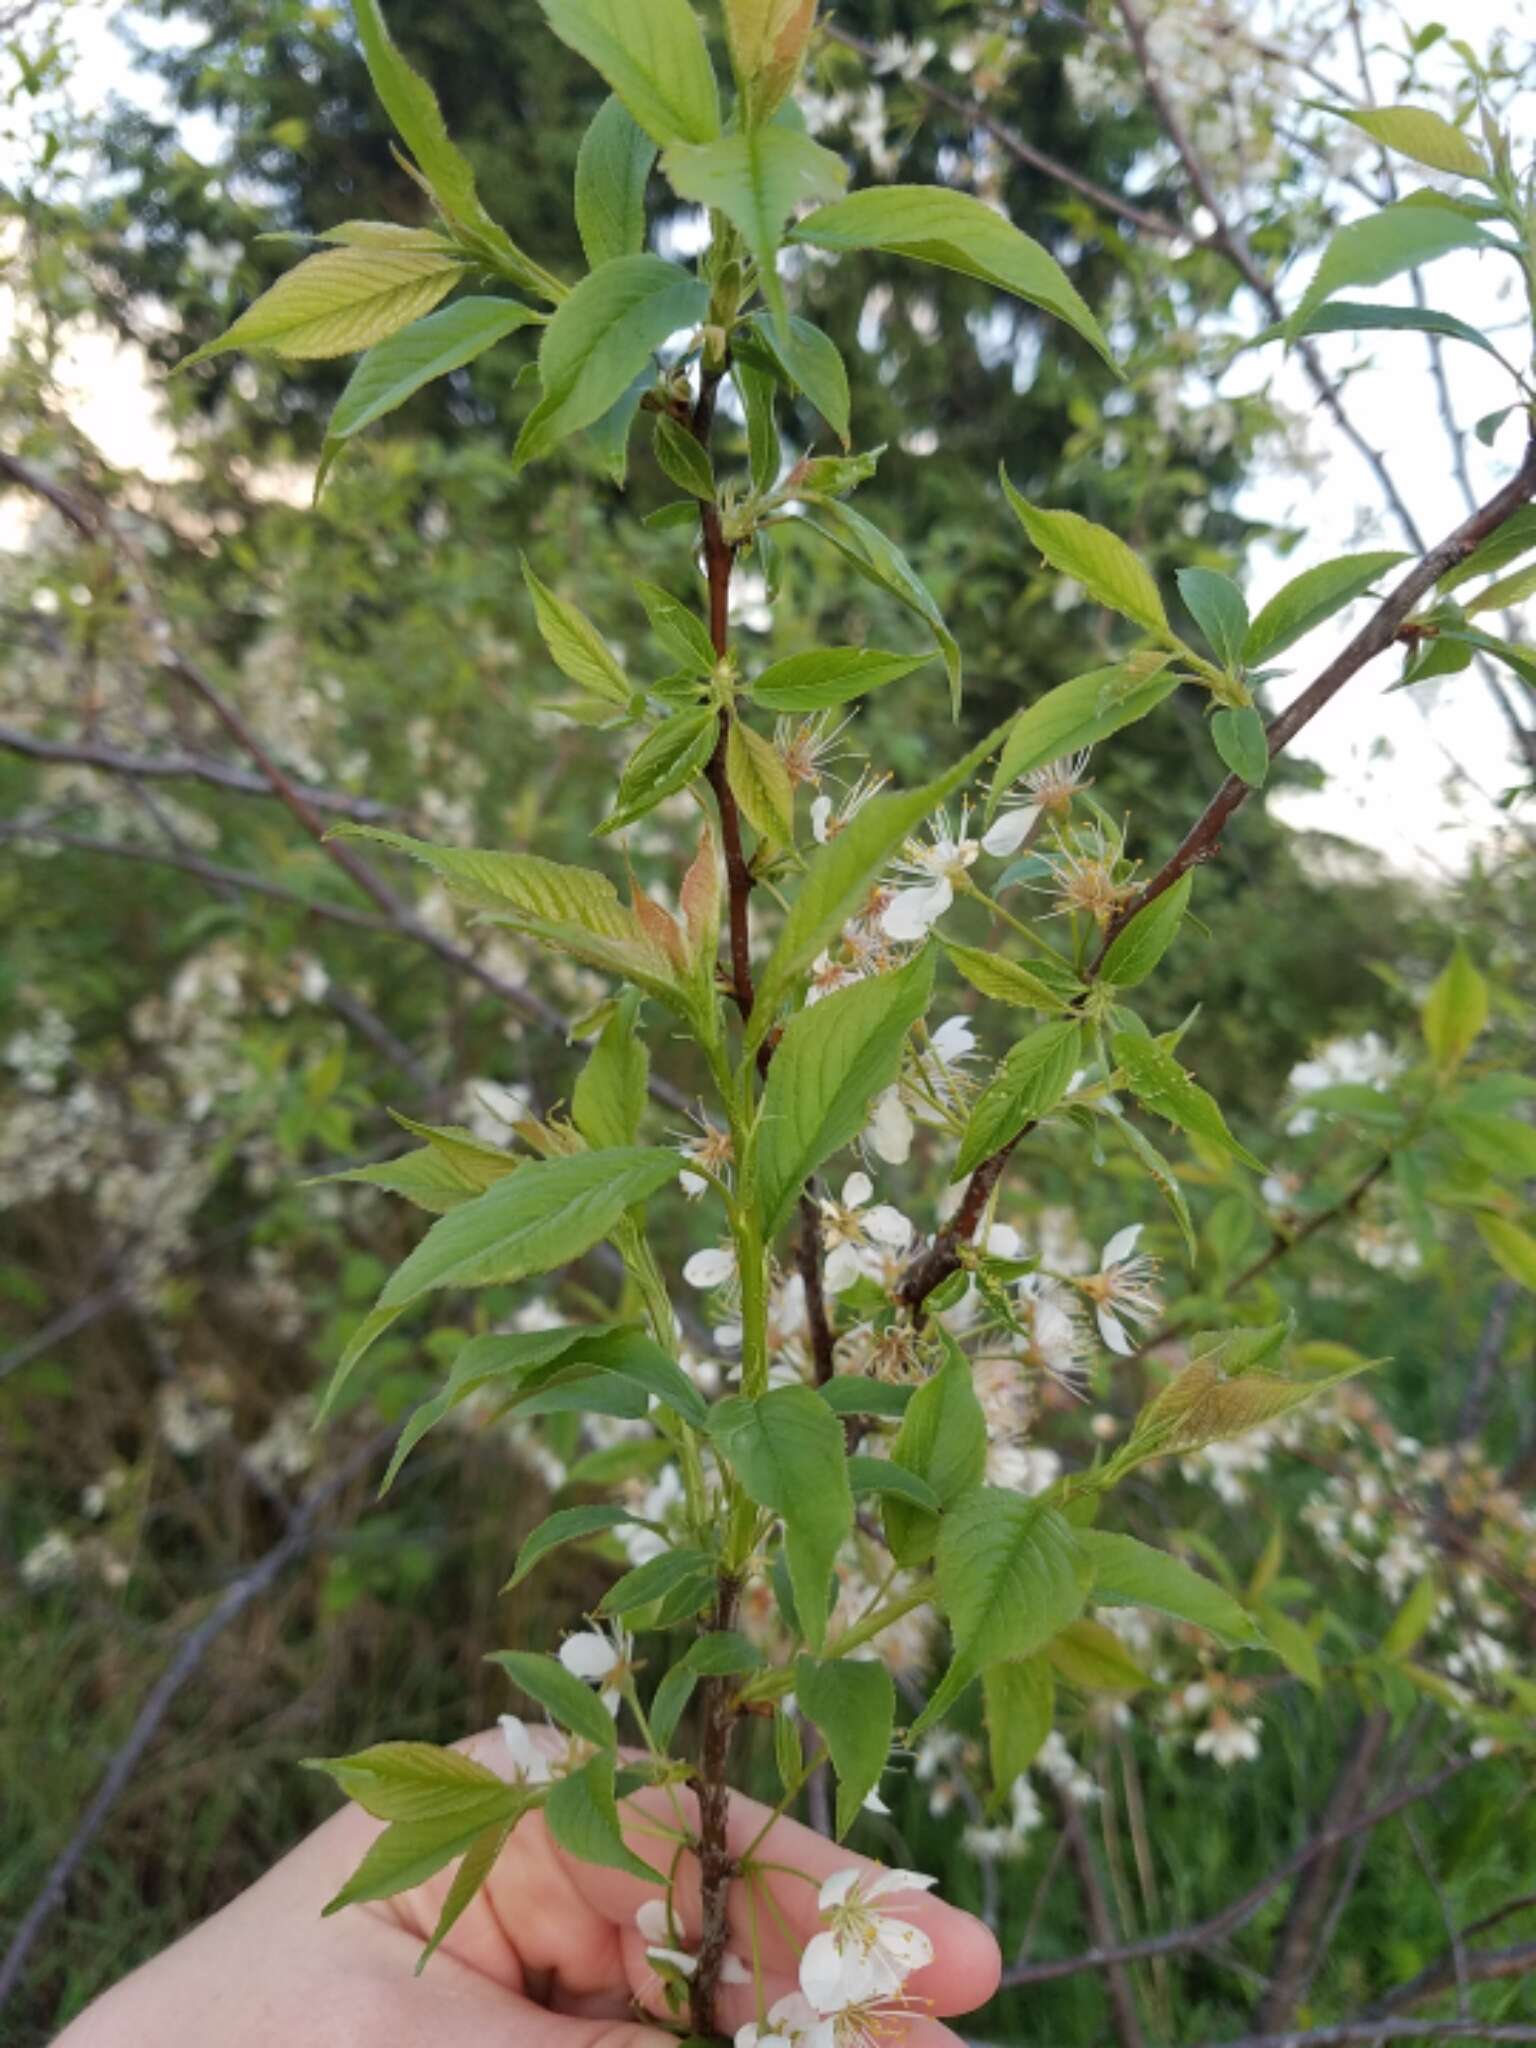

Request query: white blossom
[
  {"left": 684, "top": 1243, "right": 738, "bottom": 1291},
  {"left": 1076, "top": 1224, "right": 1162, "bottom": 1355},
  {"left": 499, "top": 1714, "right": 556, "bottom": 1784},
  {"left": 879, "top": 808, "right": 979, "bottom": 940},
  {"left": 558, "top": 1624, "right": 631, "bottom": 1712},
  {"left": 818, "top": 1173, "right": 913, "bottom": 1292},
  {"left": 799, "top": 1866, "right": 936, "bottom": 2011}
]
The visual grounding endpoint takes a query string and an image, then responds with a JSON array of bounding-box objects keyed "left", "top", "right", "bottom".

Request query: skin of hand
[{"left": 53, "top": 1726, "right": 1002, "bottom": 2048}]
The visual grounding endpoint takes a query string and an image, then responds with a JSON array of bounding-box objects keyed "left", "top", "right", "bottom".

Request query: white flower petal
[
  {"left": 876, "top": 1918, "right": 935, "bottom": 1975},
  {"left": 931, "top": 1015, "right": 976, "bottom": 1062},
  {"left": 559, "top": 1631, "right": 620, "bottom": 1682},
  {"left": 880, "top": 876, "right": 952, "bottom": 941},
  {"left": 811, "top": 794, "right": 835, "bottom": 844},
  {"left": 647, "top": 1946, "right": 698, "bottom": 1977},
  {"left": 720, "top": 1952, "right": 751, "bottom": 1985},
  {"left": 841, "top": 1170, "right": 873, "bottom": 1210},
  {"left": 864, "top": 1867, "right": 938, "bottom": 1901},
  {"left": 679, "top": 1168, "right": 708, "bottom": 1200},
  {"left": 684, "top": 1245, "right": 737, "bottom": 1289},
  {"left": 823, "top": 1244, "right": 863, "bottom": 1293},
  {"left": 861, "top": 1203, "right": 914, "bottom": 1249},
  {"left": 868, "top": 1087, "right": 914, "bottom": 1166},
  {"left": 980, "top": 804, "right": 1039, "bottom": 857},
  {"left": 635, "top": 1898, "right": 672, "bottom": 1943},
  {"left": 1097, "top": 1305, "right": 1133, "bottom": 1356},
  {"left": 818, "top": 1867, "right": 862, "bottom": 1910},
  {"left": 1101, "top": 1223, "right": 1143, "bottom": 1268},
  {"left": 798, "top": 1929, "right": 852, "bottom": 2012}
]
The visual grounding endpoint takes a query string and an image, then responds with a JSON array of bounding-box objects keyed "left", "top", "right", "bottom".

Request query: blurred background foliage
[{"left": 1, "top": 0, "right": 1533, "bottom": 2041}]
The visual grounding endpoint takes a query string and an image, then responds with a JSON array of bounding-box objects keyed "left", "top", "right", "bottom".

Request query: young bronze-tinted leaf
[
  {"left": 1098, "top": 874, "right": 1193, "bottom": 989},
  {"left": 489, "top": 1650, "right": 620, "bottom": 1749},
  {"left": 726, "top": 718, "right": 795, "bottom": 848},
  {"left": 1127, "top": 1350, "right": 1369, "bottom": 1464},
  {"left": 544, "top": 1752, "right": 661, "bottom": 1881},
  {"left": 792, "top": 186, "right": 1115, "bottom": 369},
  {"left": 1080, "top": 1528, "right": 1261, "bottom": 1646},
  {"left": 1211, "top": 705, "right": 1269, "bottom": 787},
  {"left": 576, "top": 95, "right": 657, "bottom": 269},
  {"left": 635, "top": 579, "right": 719, "bottom": 673},
  {"left": 944, "top": 941, "right": 1077, "bottom": 1014},
  {"left": 793, "top": 499, "right": 960, "bottom": 709},
  {"left": 748, "top": 718, "right": 1012, "bottom": 1041},
  {"left": 523, "top": 558, "right": 632, "bottom": 706},
  {"left": 321, "top": 298, "right": 539, "bottom": 481},
  {"left": 884, "top": 1344, "right": 988, "bottom": 1566},
  {"left": 1243, "top": 551, "right": 1408, "bottom": 663},
  {"left": 1176, "top": 567, "right": 1249, "bottom": 669},
  {"left": 756, "top": 947, "right": 934, "bottom": 1238},
  {"left": 987, "top": 656, "right": 1176, "bottom": 811},
  {"left": 1003, "top": 478, "right": 1167, "bottom": 636},
  {"left": 515, "top": 255, "right": 709, "bottom": 469},
  {"left": 572, "top": 990, "right": 649, "bottom": 1149},
  {"left": 795, "top": 1654, "right": 895, "bottom": 1838},
  {"left": 1333, "top": 104, "right": 1489, "bottom": 181},
  {"left": 505, "top": 1504, "right": 646, "bottom": 1590},
  {"left": 537, "top": 0, "right": 721, "bottom": 147},
  {"left": 748, "top": 647, "right": 932, "bottom": 712},
  {"left": 955, "top": 1019, "right": 1082, "bottom": 1178},
  {"left": 1288, "top": 201, "right": 1491, "bottom": 334},
  {"left": 181, "top": 245, "right": 468, "bottom": 369},
  {"left": 602, "top": 707, "right": 718, "bottom": 832},
  {"left": 1111, "top": 1032, "right": 1265, "bottom": 1174},
  {"left": 983, "top": 1657, "right": 1053, "bottom": 1795},
  {"left": 1422, "top": 945, "right": 1488, "bottom": 1072},
  {"left": 709, "top": 1387, "right": 852, "bottom": 1648},
  {"left": 653, "top": 412, "right": 716, "bottom": 498}
]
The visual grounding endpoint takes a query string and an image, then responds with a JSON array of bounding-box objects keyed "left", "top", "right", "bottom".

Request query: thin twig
[
  {"left": 0, "top": 723, "right": 396, "bottom": 820},
  {"left": 1001, "top": 1755, "right": 1483, "bottom": 1988},
  {"left": 0, "top": 1429, "right": 392, "bottom": 2012},
  {"left": 1056, "top": 1787, "right": 1147, "bottom": 2048},
  {"left": 1185, "top": 2022, "right": 1536, "bottom": 2047}
]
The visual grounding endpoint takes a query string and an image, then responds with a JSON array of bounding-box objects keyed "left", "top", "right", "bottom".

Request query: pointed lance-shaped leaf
[
  {"left": 180, "top": 245, "right": 469, "bottom": 370},
  {"left": 537, "top": 0, "right": 721, "bottom": 148}
]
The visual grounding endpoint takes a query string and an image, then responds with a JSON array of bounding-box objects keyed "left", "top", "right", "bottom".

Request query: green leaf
[
  {"left": 1112, "top": 1031, "right": 1265, "bottom": 1174},
  {"left": 652, "top": 413, "right": 716, "bottom": 499},
  {"left": 351, "top": 0, "right": 540, "bottom": 285},
  {"left": 1211, "top": 705, "right": 1269, "bottom": 787},
  {"left": 955, "top": 1019, "right": 1083, "bottom": 1179},
  {"left": 1270, "top": 298, "right": 1510, "bottom": 365},
  {"left": 576, "top": 95, "right": 657, "bottom": 269},
  {"left": 1381, "top": 1572, "right": 1440, "bottom": 1660},
  {"left": 884, "top": 1345, "right": 988, "bottom": 1567},
  {"left": 738, "top": 357, "right": 779, "bottom": 490},
  {"left": 748, "top": 647, "right": 932, "bottom": 712},
  {"left": 747, "top": 313, "right": 851, "bottom": 446},
  {"left": 573, "top": 991, "right": 649, "bottom": 1148},
  {"left": 817, "top": 1375, "right": 913, "bottom": 1418},
  {"left": 1466, "top": 559, "right": 1536, "bottom": 615},
  {"left": 515, "top": 255, "right": 709, "bottom": 470},
  {"left": 600, "top": 1545, "right": 717, "bottom": 1616},
  {"left": 505, "top": 1504, "right": 646, "bottom": 1590},
  {"left": 323, "top": 1121, "right": 516, "bottom": 1214},
  {"left": 602, "top": 707, "right": 718, "bottom": 832},
  {"left": 1253, "top": 1602, "right": 1322, "bottom": 1691},
  {"left": 793, "top": 499, "right": 961, "bottom": 710},
  {"left": 726, "top": 718, "right": 795, "bottom": 848},
  {"left": 662, "top": 127, "right": 846, "bottom": 333},
  {"left": 748, "top": 718, "right": 1012, "bottom": 1043},
  {"left": 1078, "top": 1529, "right": 1261, "bottom": 1647},
  {"left": 988, "top": 656, "right": 1177, "bottom": 812},
  {"left": 635, "top": 579, "right": 718, "bottom": 673},
  {"left": 1124, "top": 1342, "right": 1369, "bottom": 1465},
  {"left": 846, "top": 1457, "right": 941, "bottom": 1512},
  {"left": 1049, "top": 1617, "right": 1149, "bottom": 1695},
  {"left": 919, "top": 1496, "right": 1090, "bottom": 1733},
  {"left": 983, "top": 1657, "right": 1053, "bottom": 1793},
  {"left": 319, "top": 298, "right": 539, "bottom": 484},
  {"left": 756, "top": 948, "right": 934, "bottom": 1238},
  {"left": 1098, "top": 874, "right": 1193, "bottom": 989},
  {"left": 180, "top": 245, "right": 468, "bottom": 369},
  {"left": 1289, "top": 201, "right": 1492, "bottom": 334},
  {"left": 1244, "top": 551, "right": 1409, "bottom": 663},
  {"left": 792, "top": 186, "right": 1115, "bottom": 370},
  {"left": 1422, "top": 945, "right": 1488, "bottom": 1072},
  {"left": 1334, "top": 104, "right": 1489, "bottom": 180},
  {"left": 417, "top": 1816, "right": 517, "bottom": 1971},
  {"left": 1438, "top": 507, "right": 1536, "bottom": 594},
  {"left": 489, "top": 1649, "right": 620, "bottom": 1750},
  {"left": 709, "top": 1387, "right": 853, "bottom": 1648},
  {"left": 320, "top": 1810, "right": 509, "bottom": 1916},
  {"left": 1176, "top": 568, "right": 1249, "bottom": 669},
  {"left": 1108, "top": 1113, "right": 1197, "bottom": 1265},
  {"left": 1477, "top": 1213, "right": 1536, "bottom": 1291},
  {"left": 523, "top": 557, "right": 632, "bottom": 707},
  {"left": 543, "top": 1752, "right": 661, "bottom": 1881},
  {"left": 795, "top": 1654, "right": 895, "bottom": 1838},
  {"left": 331, "top": 1149, "right": 679, "bottom": 1404},
  {"left": 943, "top": 941, "right": 1077, "bottom": 1014},
  {"left": 308, "top": 1742, "right": 522, "bottom": 1825},
  {"left": 537, "top": 0, "right": 721, "bottom": 147},
  {"left": 1003, "top": 478, "right": 1167, "bottom": 636}
]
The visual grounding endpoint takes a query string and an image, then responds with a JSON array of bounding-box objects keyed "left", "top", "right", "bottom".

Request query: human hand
[{"left": 55, "top": 1725, "right": 1002, "bottom": 2048}]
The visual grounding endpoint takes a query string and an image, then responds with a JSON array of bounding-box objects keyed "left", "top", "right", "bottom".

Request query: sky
[{"left": 9, "top": 0, "right": 1536, "bottom": 880}]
